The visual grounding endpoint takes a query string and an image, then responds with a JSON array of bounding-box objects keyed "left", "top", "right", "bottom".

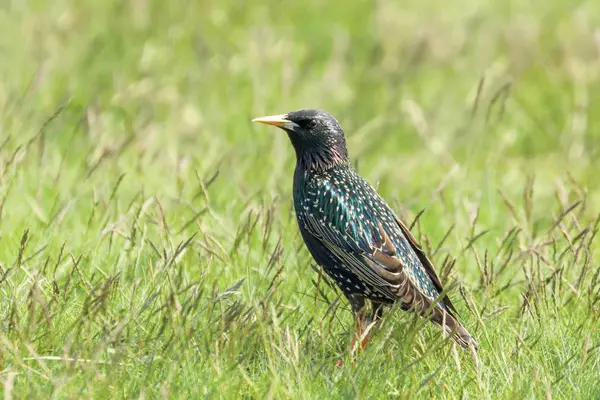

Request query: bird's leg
[
  {"left": 353, "top": 311, "right": 368, "bottom": 353},
  {"left": 336, "top": 296, "right": 386, "bottom": 366},
  {"left": 347, "top": 294, "right": 369, "bottom": 354},
  {"left": 336, "top": 294, "right": 365, "bottom": 367},
  {"left": 355, "top": 300, "right": 385, "bottom": 352}
]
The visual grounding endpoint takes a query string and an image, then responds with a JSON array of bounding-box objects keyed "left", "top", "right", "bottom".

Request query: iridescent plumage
[{"left": 253, "top": 109, "right": 477, "bottom": 349}]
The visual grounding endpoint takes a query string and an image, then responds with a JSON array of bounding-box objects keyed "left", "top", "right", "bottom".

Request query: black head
[{"left": 253, "top": 108, "right": 348, "bottom": 171}]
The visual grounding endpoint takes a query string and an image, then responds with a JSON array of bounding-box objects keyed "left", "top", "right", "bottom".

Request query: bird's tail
[{"left": 430, "top": 307, "right": 478, "bottom": 350}]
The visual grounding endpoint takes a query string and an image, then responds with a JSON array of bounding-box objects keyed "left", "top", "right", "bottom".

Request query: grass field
[{"left": 1, "top": 0, "right": 600, "bottom": 398}]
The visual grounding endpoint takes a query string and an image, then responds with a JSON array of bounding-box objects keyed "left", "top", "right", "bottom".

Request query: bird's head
[{"left": 253, "top": 108, "right": 349, "bottom": 171}]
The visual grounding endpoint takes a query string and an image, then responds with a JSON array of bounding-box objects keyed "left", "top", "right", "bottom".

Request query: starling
[{"left": 253, "top": 109, "right": 477, "bottom": 350}]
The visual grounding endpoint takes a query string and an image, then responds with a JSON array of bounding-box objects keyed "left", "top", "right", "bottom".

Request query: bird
[{"left": 252, "top": 108, "right": 477, "bottom": 351}]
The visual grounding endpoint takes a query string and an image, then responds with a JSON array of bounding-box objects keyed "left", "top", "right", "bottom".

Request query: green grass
[{"left": 1, "top": 0, "right": 600, "bottom": 398}]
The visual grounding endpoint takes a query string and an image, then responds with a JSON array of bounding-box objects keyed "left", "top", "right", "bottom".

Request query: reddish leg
[
  {"left": 337, "top": 300, "right": 384, "bottom": 366},
  {"left": 337, "top": 294, "right": 367, "bottom": 367},
  {"left": 352, "top": 300, "right": 383, "bottom": 353},
  {"left": 351, "top": 314, "right": 370, "bottom": 352}
]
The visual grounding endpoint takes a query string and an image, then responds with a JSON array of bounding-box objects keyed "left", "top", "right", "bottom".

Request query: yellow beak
[{"left": 252, "top": 114, "right": 298, "bottom": 130}]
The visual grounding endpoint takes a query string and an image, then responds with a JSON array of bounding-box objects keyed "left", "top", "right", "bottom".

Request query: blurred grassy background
[{"left": 1, "top": 0, "right": 600, "bottom": 398}]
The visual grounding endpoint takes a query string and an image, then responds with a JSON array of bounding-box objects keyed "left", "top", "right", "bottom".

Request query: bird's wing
[
  {"left": 393, "top": 215, "right": 459, "bottom": 315},
  {"left": 301, "top": 205, "right": 448, "bottom": 309},
  {"left": 302, "top": 213, "right": 401, "bottom": 300}
]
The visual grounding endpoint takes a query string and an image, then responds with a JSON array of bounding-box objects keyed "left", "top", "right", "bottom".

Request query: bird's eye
[{"left": 305, "top": 120, "right": 317, "bottom": 129}]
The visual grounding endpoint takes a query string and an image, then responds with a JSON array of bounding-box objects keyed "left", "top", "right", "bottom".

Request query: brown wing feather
[{"left": 394, "top": 215, "right": 460, "bottom": 316}]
